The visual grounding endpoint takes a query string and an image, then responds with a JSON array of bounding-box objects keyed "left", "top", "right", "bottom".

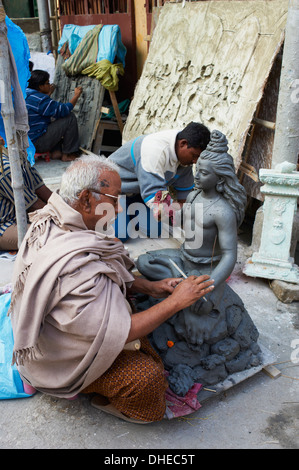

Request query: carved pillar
[
  {"left": 271, "top": 0, "right": 299, "bottom": 168},
  {"left": 244, "top": 162, "right": 299, "bottom": 283}
]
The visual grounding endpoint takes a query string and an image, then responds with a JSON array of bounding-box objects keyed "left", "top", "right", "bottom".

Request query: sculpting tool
[{"left": 169, "top": 259, "right": 207, "bottom": 301}]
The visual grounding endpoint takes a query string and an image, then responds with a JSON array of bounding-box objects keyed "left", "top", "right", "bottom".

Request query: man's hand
[
  {"left": 74, "top": 86, "right": 83, "bottom": 98},
  {"left": 170, "top": 275, "right": 214, "bottom": 310},
  {"left": 130, "top": 276, "right": 181, "bottom": 297},
  {"left": 126, "top": 274, "right": 214, "bottom": 344},
  {"left": 149, "top": 278, "right": 182, "bottom": 298},
  {"left": 70, "top": 87, "right": 83, "bottom": 107}
]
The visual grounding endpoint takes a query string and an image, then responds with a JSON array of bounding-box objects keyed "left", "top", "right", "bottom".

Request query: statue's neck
[{"left": 199, "top": 188, "right": 219, "bottom": 200}]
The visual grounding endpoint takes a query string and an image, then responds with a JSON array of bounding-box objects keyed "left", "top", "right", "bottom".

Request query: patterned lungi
[{"left": 82, "top": 337, "right": 168, "bottom": 422}]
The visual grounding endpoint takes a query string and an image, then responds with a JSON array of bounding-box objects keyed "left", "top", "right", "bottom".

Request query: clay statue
[{"left": 136, "top": 130, "right": 262, "bottom": 396}]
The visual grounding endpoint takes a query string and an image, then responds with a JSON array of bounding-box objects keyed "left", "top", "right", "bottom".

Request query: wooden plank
[
  {"left": 253, "top": 117, "right": 276, "bottom": 130},
  {"left": 262, "top": 364, "right": 282, "bottom": 379},
  {"left": 239, "top": 161, "right": 259, "bottom": 182},
  {"left": 92, "top": 120, "right": 121, "bottom": 154},
  {"left": 100, "top": 106, "right": 111, "bottom": 114},
  {"left": 109, "top": 90, "right": 124, "bottom": 133}
]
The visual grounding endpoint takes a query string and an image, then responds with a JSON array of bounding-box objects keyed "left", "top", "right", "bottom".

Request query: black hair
[
  {"left": 29, "top": 61, "right": 34, "bottom": 72},
  {"left": 28, "top": 69, "right": 50, "bottom": 91},
  {"left": 177, "top": 122, "right": 211, "bottom": 150}
]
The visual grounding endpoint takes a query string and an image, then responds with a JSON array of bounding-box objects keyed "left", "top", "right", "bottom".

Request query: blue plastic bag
[
  {"left": 0, "top": 17, "right": 36, "bottom": 166},
  {"left": 0, "top": 293, "right": 31, "bottom": 399}
]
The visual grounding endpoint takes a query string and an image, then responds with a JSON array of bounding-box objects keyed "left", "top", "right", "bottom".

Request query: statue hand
[
  {"left": 184, "top": 300, "right": 218, "bottom": 346},
  {"left": 184, "top": 310, "right": 204, "bottom": 346},
  {"left": 191, "top": 297, "right": 214, "bottom": 316}
]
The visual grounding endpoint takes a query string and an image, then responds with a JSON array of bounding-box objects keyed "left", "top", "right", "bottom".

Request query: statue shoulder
[
  {"left": 186, "top": 189, "right": 201, "bottom": 204},
  {"left": 215, "top": 197, "right": 237, "bottom": 224}
]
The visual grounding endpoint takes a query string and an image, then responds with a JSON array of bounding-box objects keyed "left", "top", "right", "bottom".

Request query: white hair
[{"left": 59, "top": 153, "right": 119, "bottom": 205}]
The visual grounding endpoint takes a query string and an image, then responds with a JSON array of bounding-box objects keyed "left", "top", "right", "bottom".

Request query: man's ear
[
  {"left": 77, "top": 189, "right": 92, "bottom": 213},
  {"left": 178, "top": 138, "right": 188, "bottom": 149}
]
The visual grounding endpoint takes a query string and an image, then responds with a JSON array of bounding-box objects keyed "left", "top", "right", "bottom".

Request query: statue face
[{"left": 195, "top": 158, "right": 221, "bottom": 191}]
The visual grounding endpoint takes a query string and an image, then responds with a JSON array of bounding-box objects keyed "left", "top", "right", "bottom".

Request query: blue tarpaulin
[
  {"left": 0, "top": 17, "right": 35, "bottom": 166},
  {"left": 0, "top": 293, "right": 32, "bottom": 399},
  {"left": 58, "top": 24, "right": 127, "bottom": 67}
]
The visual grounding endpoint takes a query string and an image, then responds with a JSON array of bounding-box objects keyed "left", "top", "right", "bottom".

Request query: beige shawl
[{"left": 10, "top": 192, "right": 135, "bottom": 398}]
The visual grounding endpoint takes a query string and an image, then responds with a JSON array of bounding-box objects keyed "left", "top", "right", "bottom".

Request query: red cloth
[
  {"left": 164, "top": 373, "right": 202, "bottom": 419},
  {"left": 153, "top": 190, "right": 174, "bottom": 225}
]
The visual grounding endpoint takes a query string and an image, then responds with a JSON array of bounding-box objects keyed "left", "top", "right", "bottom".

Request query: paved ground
[
  {"left": 0, "top": 158, "right": 298, "bottom": 450},
  {"left": 0, "top": 236, "right": 298, "bottom": 450}
]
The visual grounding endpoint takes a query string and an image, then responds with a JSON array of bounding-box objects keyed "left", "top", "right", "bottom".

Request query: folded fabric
[
  {"left": 164, "top": 372, "right": 202, "bottom": 420},
  {"left": 58, "top": 24, "right": 126, "bottom": 66},
  {"left": 62, "top": 24, "right": 103, "bottom": 76},
  {"left": 82, "top": 60, "right": 124, "bottom": 91}
]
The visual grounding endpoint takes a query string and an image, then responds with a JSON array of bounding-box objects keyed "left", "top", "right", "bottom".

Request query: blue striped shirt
[
  {"left": 25, "top": 88, "right": 73, "bottom": 143},
  {"left": 0, "top": 155, "right": 44, "bottom": 236}
]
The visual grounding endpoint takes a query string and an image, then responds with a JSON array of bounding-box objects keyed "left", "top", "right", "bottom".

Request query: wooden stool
[
  {"left": 34, "top": 151, "right": 50, "bottom": 162},
  {"left": 92, "top": 120, "right": 122, "bottom": 155}
]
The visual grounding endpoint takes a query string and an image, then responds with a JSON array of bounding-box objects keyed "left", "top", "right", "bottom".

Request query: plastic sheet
[
  {"left": 0, "top": 17, "right": 35, "bottom": 166},
  {"left": 0, "top": 293, "right": 32, "bottom": 399},
  {"left": 58, "top": 24, "right": 126, "bottom": 67}
]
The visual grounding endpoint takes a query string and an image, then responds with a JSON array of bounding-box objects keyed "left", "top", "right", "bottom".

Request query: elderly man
[{"left": 10, "top": 155, "right": 214, "bottom": 423}]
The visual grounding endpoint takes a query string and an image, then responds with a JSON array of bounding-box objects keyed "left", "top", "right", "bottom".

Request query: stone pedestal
[{"left": 244, "top": 162, "right": 299, "bottom": 284}]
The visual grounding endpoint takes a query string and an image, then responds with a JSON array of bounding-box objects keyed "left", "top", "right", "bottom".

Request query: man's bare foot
[
  {"left": 50, "top": 150, "right": 62, "bottom": 160},
  {"left": 61, "top": 153, "right": 78, "bottom": 162}
]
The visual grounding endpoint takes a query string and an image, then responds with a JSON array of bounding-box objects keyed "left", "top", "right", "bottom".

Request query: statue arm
[
  {"left": 210, "top": 207, "right": 237, "bottom": 288},
  {"left": 189, "top": 208, "right": 237, "bottom": 317}
]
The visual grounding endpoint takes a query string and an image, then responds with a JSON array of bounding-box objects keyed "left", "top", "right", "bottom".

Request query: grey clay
[{"left": 136, "top": 130, "right": 262, "bottom": 396}]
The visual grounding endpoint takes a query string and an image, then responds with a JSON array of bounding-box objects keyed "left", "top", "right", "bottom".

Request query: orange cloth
[{"left": 82, "top": 337, "right": 168, "bottom": 422}]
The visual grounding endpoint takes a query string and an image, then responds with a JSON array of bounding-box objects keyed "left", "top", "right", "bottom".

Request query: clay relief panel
[
  {"left": 52, "top": 55, "right": 105, "bottom": 150},
  {"left": 123, "top": 1, "right": 288, "bottom": 169}
]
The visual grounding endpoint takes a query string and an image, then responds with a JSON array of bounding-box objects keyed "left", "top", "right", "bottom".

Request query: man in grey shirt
[{"left": 108, "top": 122, "right": 210, "bottom": 240}]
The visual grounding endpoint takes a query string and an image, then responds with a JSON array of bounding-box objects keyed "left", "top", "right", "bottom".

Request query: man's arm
[
  {"left": 126, "top": 275, "right": 214, "bottom": 343},
  {"left": 27, "top": 185, "right": 52, "bottom": 213},
  {"left": 35, "top": 184, "right": 52, "bottom": 204}
]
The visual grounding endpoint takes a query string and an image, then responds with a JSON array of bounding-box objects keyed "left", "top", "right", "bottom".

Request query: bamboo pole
[{"left": 0, "top": 2, "right": 28, "bottom": 246}]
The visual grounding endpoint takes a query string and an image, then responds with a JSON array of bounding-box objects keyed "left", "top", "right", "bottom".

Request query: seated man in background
[
  {"left": 26, "top": 70, "right": 82, "bottom": 162},
  {"left": 0, "top": 136, "right": 52, "bottom": 251},
  {"left": 10, "top": 154, "right": 214, "bottom": 423}
]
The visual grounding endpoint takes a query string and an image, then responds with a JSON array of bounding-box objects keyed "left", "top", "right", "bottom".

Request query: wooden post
[
  {"left": 0, "top": 2, "right": 27, "bottom": 247},
  {"left": 109, "top": 90, "right": 123, "bottom": 133}
]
